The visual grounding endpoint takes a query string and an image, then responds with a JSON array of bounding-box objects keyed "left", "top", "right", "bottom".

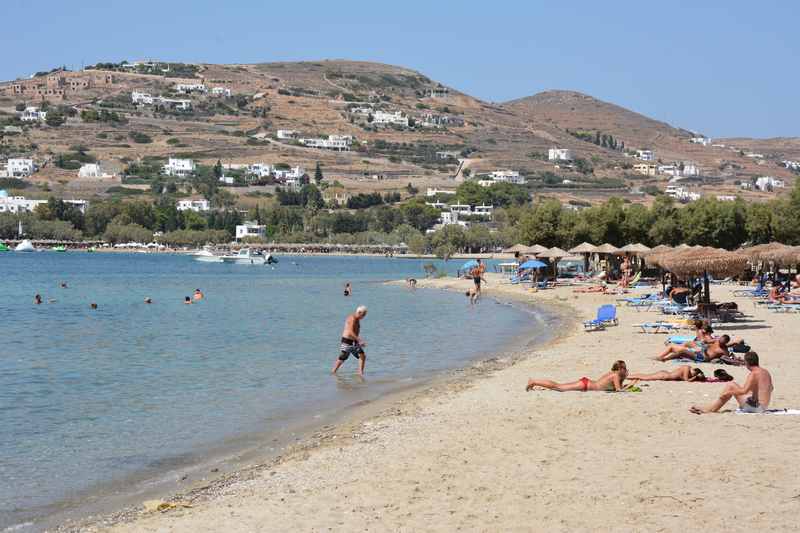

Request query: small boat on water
[
  {"left": 192, "top": 249, "right": 223, "bottom": 263},
  {"left": 52, "top": 245, "right": 67, "bottom": 252},
  {"left": 220, "top": 248, "right": 277, "bottom": 265},
  {"left": 0, "top": 243, "right": 8, "bottom": 252},
  {"left": 87, "top": 247, "right": 96, "bottom": 253},
  {"left": 15, "top": 239, "right": 35, "bottom": 252}
]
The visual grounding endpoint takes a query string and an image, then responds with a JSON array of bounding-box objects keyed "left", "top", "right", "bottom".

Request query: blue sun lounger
[
  {"left": 584, "top": 304, "right": 618, "bottom": 331},
  {"left": 633, "top": 322, "right": 679, "bottom": 334}
]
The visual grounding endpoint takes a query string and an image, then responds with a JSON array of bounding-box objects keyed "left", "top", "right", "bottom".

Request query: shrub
[{"left": 129, "top": 131, "right": 152, "bottom": 144}]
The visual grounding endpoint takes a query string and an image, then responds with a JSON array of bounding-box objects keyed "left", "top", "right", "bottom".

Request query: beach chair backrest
[{"left": 597, "top": 304, "right": 616, "bottom": 321}]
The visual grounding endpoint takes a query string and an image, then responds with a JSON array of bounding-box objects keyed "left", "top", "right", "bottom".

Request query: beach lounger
[
  {"left": 733, "top": 288, "right": 768, "bottom": 297},
  {"left": 633, "top": 322, "right": 679, "bottom": 334},
  {"left": 584, "top": 304, "right": 618, "bottom": 331}
]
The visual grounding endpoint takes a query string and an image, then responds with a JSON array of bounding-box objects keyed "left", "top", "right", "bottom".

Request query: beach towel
[{"left": 735, "top": 409, "right": 800, "bottom": 415}]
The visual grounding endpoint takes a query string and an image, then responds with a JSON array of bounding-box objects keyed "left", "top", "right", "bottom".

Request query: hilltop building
[
  {"left": 5, "top": 158, "right": 36, "bottom": 177},
  {"left": 755, "top": 176, "right": 785, "bottom": 192},
  {"left": 636, "top": 150, "right": 655, "bottom": 161},
  {"left": 176, "top": 199, "right": 210, "bottom": 212},
  {"left": 162, "top": 158, "right": 196, "bottom": 177},
  {"left": 548, "top": 148, "right": 574, "bottom": 161},
  {"left": 78, "top": 163, "right": 115, "bottom": 178},
  {"left": 689, "top": 137, "right": 712, "bottom": 146},
  {"left": 486, "top": 170, "right": 526, "bottom": 185},
  {"left": 19, "top": 106, "right": 47, "bottom": 122},
  {"left": 210, "top": 87, "right": 231, "bottom": 97},
  {"left": 235, "top": 222, "right": 267, "bottom": 240},
  {"left": 298, "top": 135, "right": 352, "bottom": 151},
  {"left": 175, "top": 83, "right": 206, "bottom": 94},
  {"left": 371, "top": 110, "right": 409, "bottom": 127},
  {"left": 633, "top": 163, "right": 657, "bottom": 176}
]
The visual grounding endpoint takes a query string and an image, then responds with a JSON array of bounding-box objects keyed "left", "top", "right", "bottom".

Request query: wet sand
[{"left": 69, "top": 275, "right": 800, "bottom": 532}]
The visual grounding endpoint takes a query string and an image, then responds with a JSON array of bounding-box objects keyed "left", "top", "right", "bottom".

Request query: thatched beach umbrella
[
  {"left": 661, "top": 247, "right": 748, "bottom": 303},
  {"left": 503, "top": 244, "right": 529, "bottom": 254},
  {"left": 741, "top": 242, "right": 794, "bottom": 267},
  {"left": 525, "top": 244, "right": 549, "bottom": 256},
  {"left": 595, "top": 243, "right": 620, "bottom": 255},
  {"left": 569, "top": 242, "right": 599, "bottom": 273},
  {"left": 538, "top": 246, "right": 568, "bottom": 277},
  {"left": 644, "top": 245, "right": 673, "bottom": 268},
  {"left": 620, "top": 243, "right": 651, "bottom": 256}
]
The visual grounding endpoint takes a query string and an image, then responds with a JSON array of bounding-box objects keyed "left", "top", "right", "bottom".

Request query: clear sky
[{"left": 2, "top": 0, "right": 797, "bottom": 138}]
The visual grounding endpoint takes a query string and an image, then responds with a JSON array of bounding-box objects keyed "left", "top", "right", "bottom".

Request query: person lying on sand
[
  {"left": 573, "top": 284, "right": 607, "bottom": 294},
  {"left": 656, "top": 335, "right": 730, "bottom": 362},
  {"left": 526, "top": 360, "right": 627, "bottom": 392},
  {"left": 690, "top": 352, "right": 772, "bottom": 414},
  {"left": 628, "top": 365, "right": 706, "bottom": 382}
]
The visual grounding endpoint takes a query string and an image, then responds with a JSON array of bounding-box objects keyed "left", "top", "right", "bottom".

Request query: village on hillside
[{"left": 1, "top": 60, "right": 799, "bottom": 247}]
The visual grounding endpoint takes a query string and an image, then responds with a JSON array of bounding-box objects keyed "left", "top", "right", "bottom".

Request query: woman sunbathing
[
  {"left": 628, "top": 365, "right": 706, "bottom": 382},
  {"left": 526, "top": 360, "right": 627, "bottom": 392},
  {"left": 656, "top": 335, "right": 730, "bottom": 362},
  {"left": 573, "top": 284, "right": 608, "bottom": 293}
]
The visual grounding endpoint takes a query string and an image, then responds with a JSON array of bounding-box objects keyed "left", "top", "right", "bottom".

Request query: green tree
[
  {"left": 103, "top": 223, "right": 153, "bottom": 244},
  {"left": 314, "top": 162, "right": 324, "bottom": 185},
  {"left": 455, "top": 181, "right": 490, "bottom": 206},
  {"left": 517, "top": 199, "right": 563, "bottom": 246},
  {"left": 213, "top": 159, "right": 223, "bottom": 179},
  {"left": 45, "top": 111, "right": 65, "bottom": 127}
]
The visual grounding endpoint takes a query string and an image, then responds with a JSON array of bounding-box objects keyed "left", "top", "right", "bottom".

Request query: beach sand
[{"left": 79, "top": 275, "right": 800, "bottom": 532}]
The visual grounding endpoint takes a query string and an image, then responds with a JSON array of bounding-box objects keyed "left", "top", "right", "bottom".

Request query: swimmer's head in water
[
  {"left": 185, "top": 296, "right": 191, "bottom": 303},
  {"left": 144, "top": 297, "right": 152, "bottom": 304},
  {"left": 90, "top": 303, "right": 98, "bottom": 309}
]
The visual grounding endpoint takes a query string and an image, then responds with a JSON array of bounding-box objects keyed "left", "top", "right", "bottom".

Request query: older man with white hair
[{"left": 332, "top": 305, "right": 368, "bottom": 376}]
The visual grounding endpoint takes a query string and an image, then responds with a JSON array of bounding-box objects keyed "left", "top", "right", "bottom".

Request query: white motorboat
[
  {"left": 15, "top": 239, "right": 35, "bottom": 252},
  {"left": 220, "top": 248, "right": 277, "bottom": 265},
  {"left": 192, "top": 249, "right": 223, "bottom": 263}
]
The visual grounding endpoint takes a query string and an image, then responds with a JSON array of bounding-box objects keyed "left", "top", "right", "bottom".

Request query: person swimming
[
  {"left": 526, "top": 360, "right": 628, "bottom": 392},
  {"left": 344, "top": 283, "right": 351, "bottom": 297},
  {"left": 193, "top": 289, "right": 204, "bottom": 301},
  {"left": 184, "top": 296, "right": 192, "bottom": 305},
  {"left": 90, "top": 303, "right": 98, "bottom": 309},
  {"left": 144, "top": 297, "right": 153, "bottom": 304}
]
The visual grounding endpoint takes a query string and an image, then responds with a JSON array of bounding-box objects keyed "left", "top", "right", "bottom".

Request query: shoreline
[{"left": 46, "top": 278, "right": 570, "bottom": 532}]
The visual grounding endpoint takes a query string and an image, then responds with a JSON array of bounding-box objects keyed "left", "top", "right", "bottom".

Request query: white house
[
  {"left": 665, "top": 185, "right": 701, "bottom": 202},
  {"left": 658, "top": 165, "right": 679, "bottom": 177},
  {"left": 349, "top": 106, "right": 373, "bottom": 115},
  {"left": 78, "top": 163, "right": 114, "bottom": 178},
  {"left": 745, "top": 153, "right": 764, "bottom": 159},
  {"left": 689, "top": 137, "right": 712, "bottom": 146},
  {"left": 6, "top": 158, "right": 36, "bottom": 177},
  {"left": 65, "top": 199, "right": 89, "bottom": 213},
  {"left": 19, "top": 106, "right": 46, "bottom": 122},
  {"left": 435, "top": 151, "right": 460, "bottom": 160},
  {"left": 636, "top": 150, "right": 655, "bottom": 161},
  {"left": 176, "top": 199, "right": 210, "bottom": 212},
  {"left": 716, "top": 195, "right": 737, "bottom": 202},
  {"left": 372, "top": 110, "right": 409, "bottom": 127},
  {"left": 782, "top": 160, "right": 800, "bottom": 171},
  {"left": 162, "top": 158, "right": 195, "bottom": 177},
  {"left": 156, "top": 97, "right": 191, "bottom": 111},
  {"left": 235, "top": 222, "right": 266, "bottom": 240},
  {"left": 682, "top": 162, "right": 699, "bottom": 176},
  {"left": 219, "top": 175, "right": 235, "bottom": 185},
  {"left": 473, "top": 205, "right": 494, "bottom": 218},
  {"left": 755, "top": 176, "right": 785, "bottom": 192},
  {"left": 210, "top": 87, "right": 231, "bottom": 97},
  {"left": 277, "top": 129, "right": 298, "bottom": 140},
  {"left": 428, "top": 211, "right": 468, "bottom": 233},
  {"left": 548, "top": 148, "right": 574, "bottom": 161},
  {"left": 174, "top": 83, "right": 206, "bottom": 94},
  {"left": 247, "top": 163, "right": 273, "bottom": 178},
  {"left": 0, "top": 194, "right": 45, "bottom": 213},
  {"left": 131, "top": 91, "right": 154, "bottom": 105},
  {"left": 426, "top": 188, "right": 456, "bottom": 197},
  {"left": 273, "top": 166, "right": 304, "bottom": 181},
  {"left": 488, "top": 170, "right": 526, "bottom": 185},
  {"left": 299, "top": 135, "right": 352, "bottom": 151}
]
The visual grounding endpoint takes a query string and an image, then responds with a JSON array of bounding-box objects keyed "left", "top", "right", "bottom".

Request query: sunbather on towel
[
  {"left": 526, "top": 360, "right": 627, "bottom": 392},
  {"left": 656, "top": 335, "right": 730, "bottom": 362},
  {"left": 628, "top": 365, "right": 706, "bottom": 382},
  {"left": 690, "top": 352, "right": 773, "bottom": 414},
  {"left": 573, "top": 284, "right": 607, "bottom": 294}
]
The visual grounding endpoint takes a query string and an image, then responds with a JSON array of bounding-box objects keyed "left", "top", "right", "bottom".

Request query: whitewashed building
[
  {"left": 755, "top": 176, "right": 785, "bottom": 192},
  {"left": 689, "top": 137, "right": 712, "bottom": 146},
  {"left": 273, "top": 166, "right": 304, "bottom": 181},
  {"left": 19, "top": 106, "right": 47, "bottom": 122},
  {"left": 131, "top": 91, "right": 154, "bottom": 105},
  {"left": 488, "top": 170, "right": 526, "bottom": 185},
  {"left": 6, "top": 158, "right": 36, "bottom": 177},
  {"left": 0, "top": 194, "right": 45, "bottom": 213},
  {"left": 276, "top": 129, "right": 298, "bottom": 140},
  {"left": 372, "top": 110, "right": 409, "bottom": 127},
  {"left": 78, "top": 163, "right": 114, "bottom": 178},
  {"left": 665, "top": 185, "right": 701, "bottom": 202},
  {"left": 162, "top": 158, "right": 196, "bottom": 177},
  {"left": 426, "top": 188, "right": 456, "bottom": 197},
  {"left": 210, "top": 87, "right": 231, "bottom": 97},
  {"left": 299, "top": 135, "right": 352, "bottom": 151},
  {"left": 176, "top": 199, "right": 210, "bottom": 212},
  {"left": 782, "top": 160, "right": 800, "bottom": 171},
  {"left": 636, "top": 150, "right": 655, "bottom": 161},
  {"left": 548, "top": 148, "right": 574, "bottom": 161},
  {"left": 235, "top": 222, "right": 267, "bottom": 240},
  {"left": 174, "top": 83, "right": 206, "bottom": 94}
]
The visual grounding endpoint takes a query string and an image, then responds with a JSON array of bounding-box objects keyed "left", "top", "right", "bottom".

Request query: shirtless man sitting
[
  {"left": 656, "top": 334, "right": 730, "bottom": 362},
  {"left": 690, "top": 352, "right": 773, "bottom": 414}
]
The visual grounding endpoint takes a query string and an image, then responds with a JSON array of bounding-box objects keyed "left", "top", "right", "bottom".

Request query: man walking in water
[
  {"left": 332, "top": 305, "right": 368, "bottom": 376},
  {"left": 470, "top": 259, "right": 487, "bottom": 300},
  {"left": 690, "top": 352, "right": 773, "bottom": 414}
]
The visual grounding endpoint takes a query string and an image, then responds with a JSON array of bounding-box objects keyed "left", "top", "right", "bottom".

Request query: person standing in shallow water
[
  {"left": 332, "top": 305, "right": 368, "bottom": 377},
  {"left": 344, "top": 282, "right": 351, "bottom": 297}
]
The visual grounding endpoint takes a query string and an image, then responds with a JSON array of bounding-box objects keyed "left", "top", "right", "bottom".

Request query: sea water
[{"left": 0, "top": 253, "right": 550, "bottom": 529}]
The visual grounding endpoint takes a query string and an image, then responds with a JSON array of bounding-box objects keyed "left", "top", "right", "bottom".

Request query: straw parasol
[
  {"left": 538, "top": 246, "right": 568, "bottom": 277},
  {"left": 503, "top": 244, "right": 529, "bottom": 254},
  {"left": 568, "top": 242, "right": 598, "bottom": 254},
  {"left": 595, "top": 243, "right": 620, "bottom": 255},
  {"left": 619, "top": 243, "right": 651, "bottom": 255},
  {"left": 740, "top": 242, "right": 794, "bottom": 266},
  {"left": 569, "top": 242, "right": 599, "bottom": 273},
  {"left": 660, "top": 247, "right": 748, "bottom": 303},
  {"left": 524, "top": 244, "right": 549, "bottom": 256},
  {"left": 644, "top": 245, "right": 674, "bottom": 268}
]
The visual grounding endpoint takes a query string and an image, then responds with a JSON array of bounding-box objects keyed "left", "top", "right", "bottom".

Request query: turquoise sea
[{"left": 0, "top": 252, "right": 554, "bottom": 530}]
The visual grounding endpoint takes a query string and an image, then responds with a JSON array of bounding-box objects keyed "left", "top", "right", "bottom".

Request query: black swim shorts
[{"left": 339, "top": 338, "right": 364, "bottom": 361}]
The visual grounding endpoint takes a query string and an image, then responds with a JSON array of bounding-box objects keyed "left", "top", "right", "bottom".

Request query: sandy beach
[{"left": 73, "top": 274, "right": 800, "bottom": 532}]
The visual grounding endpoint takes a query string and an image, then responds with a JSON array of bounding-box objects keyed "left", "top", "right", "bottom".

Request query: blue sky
[{"left": 2, "top": 1, "right": 797, "bottom": 138}]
